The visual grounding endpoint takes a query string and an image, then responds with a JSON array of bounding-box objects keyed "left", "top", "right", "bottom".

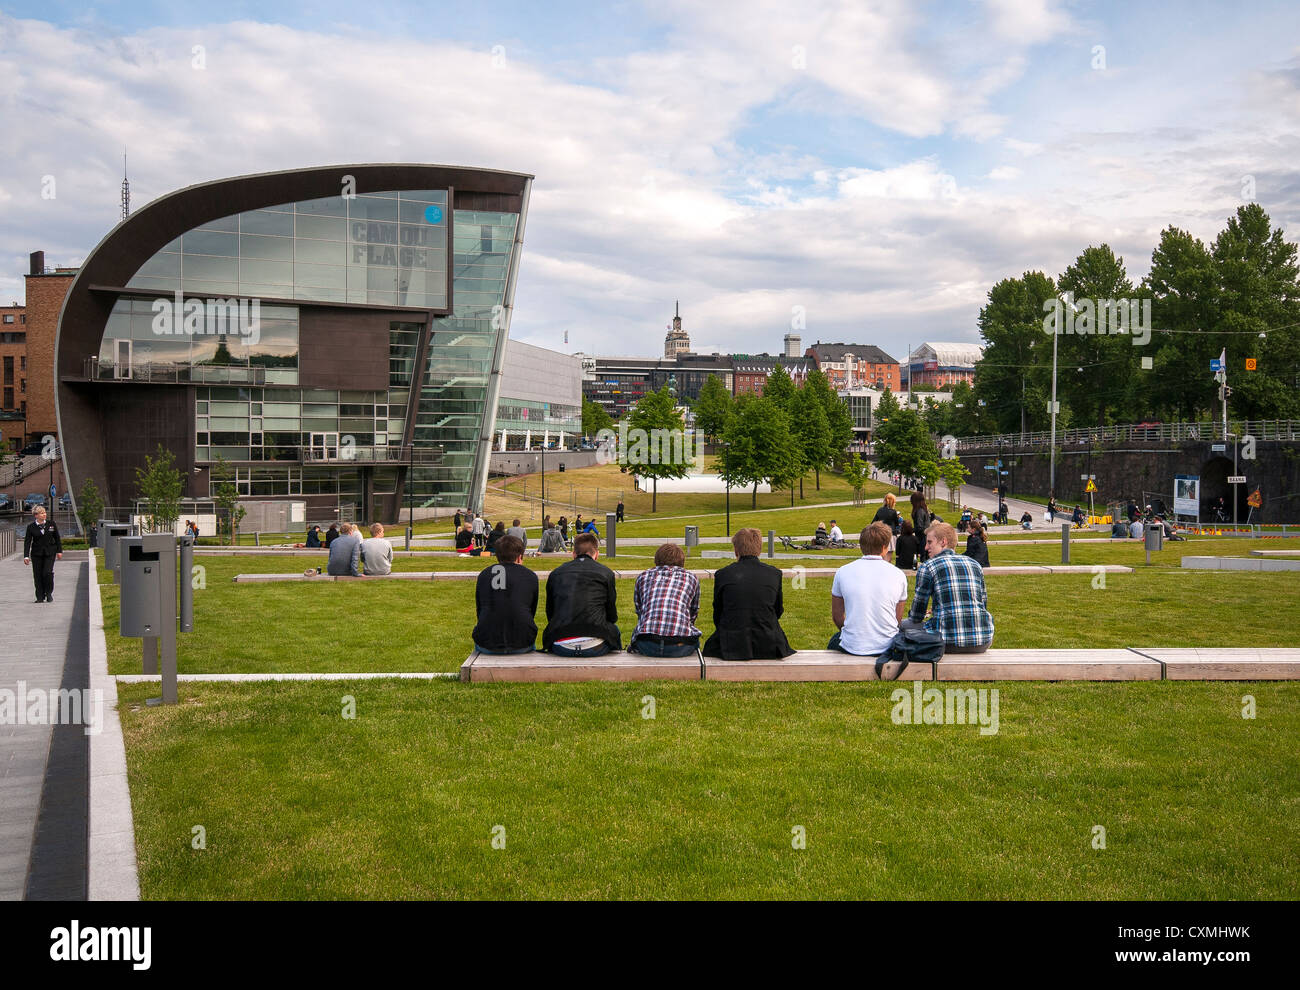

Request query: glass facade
[
  {"left": 126, "top": 190, "right": 449, "bottom": 309},
  {"left": 91, "top": 186, "right": 523, "bottom": 515}
]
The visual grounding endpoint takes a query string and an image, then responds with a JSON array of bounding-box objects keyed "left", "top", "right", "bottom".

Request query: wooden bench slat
[{"left": 1135, "top": 648, "right": 1300, "bottom": 680}]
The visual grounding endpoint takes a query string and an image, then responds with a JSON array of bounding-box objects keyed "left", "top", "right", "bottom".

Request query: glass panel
[
  {"left": 349, "top": 197, "right": 399, "bottom": 222},
  {"left": 293, "top": 263, "right": 347, "bottom": 289},
  {"left": 239, "top": 258, "right": 294, "bottom": 284},
  {"left": 239, "top": 234, "right": 294, "bottom": 261},
  {"left": 182, "top": 255, "right": 239, "bottom": 280},
  {"left": 296, "top": 196, "right": 349, "bottom": 217},
  {"left": 135, "top": 252, "right": 180, "bottom": 278},
  {"left": 296, "top": 215, "right": 347, "bottom": 241},
  {"left": 295, "top": 238, "right": 347, "bottom": 265},
  {"left": 183, "top": 229, "right": 239, "bottom": 256},
  {"left": 240, "top": 210, "right": 294, "bottom": 236}
]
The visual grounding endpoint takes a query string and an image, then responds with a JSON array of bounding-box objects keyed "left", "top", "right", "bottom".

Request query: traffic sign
[
  {"left": 1246, "top": 358, "right": 1257, "bottom": 371},
  {"left": 1248, "top": 489, "right": 1262, "bottom": 508},
  {"left": 1211, "top": 444, "right": 1226, "bottom": 452},
  {"left": 1084, "top": 479, "right": 1097, "bottom": 493},
  {"left": 1210, "top": 358, "right": 1222, "bottom": 371},
  {"left": 49, "top": 483, "right": 56, "bottom": 500},
  {"left": 1228, "top": 475, "right": 1246, "bottom": 484}
]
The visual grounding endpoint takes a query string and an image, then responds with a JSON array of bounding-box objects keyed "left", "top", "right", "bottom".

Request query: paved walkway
[{"left": 0, "top": 553, "right": 88, "bottom": 900}]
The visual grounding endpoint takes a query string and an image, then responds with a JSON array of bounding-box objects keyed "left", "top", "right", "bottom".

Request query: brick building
[
  {"left": 24, "top": 251, "right": 77, "bottom": 444},
  {"left": 730, "top": 354, "right": 813, "bottom": 396},
  {"left": 0, "top": 302, "right": 25, "bottom": 452},
  {"left": 804, "top": 341, "right": 900, "bottom": 391},
  {"left": 905, "top": 341, "right": 983, "bottom": 389}
]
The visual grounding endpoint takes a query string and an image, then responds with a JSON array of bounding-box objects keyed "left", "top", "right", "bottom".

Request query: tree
[
  {"left": 211, "top": 454, "right": 246, "bottom": 545},
  {"left": 789, "top": 386, "right": 830, "bottom": 499},
  {"left": 134, "top": 444, "right": 184, "bottom": 534},
  {"left": 721, "top": 396, "right": 799, "bottom": 508},
  {"left": 694, "top": 374, "right": 734, "bottom": 440},
  {"left": 938, "top": 457, "right": 971, "bottom": 508},
  {"left": 621, "top": 385, "right": 694, "bottom": 512},
  {"left": 1055, "top": 245, "right": 1138, "bottom": 427},
  {"left": 76, "top": 476, "right": 105, "bottom": 537},
  {"left": 763, "top": 364, "right": 797, "bottom": 411},
  {"left": 803, "top": 368, "right": 853, "bottom": 473},
  {"left": 874, "top": 406, "right": 934, "bottom": 485},
  {"left": 582, "top": 397, "right": 613, "bottom": 437},
  {"left": 842, "top": 452, "right": 870, "bottom": 505},
  {"left": 972, "top": 271, "right": 1056, "bottom": 434}
]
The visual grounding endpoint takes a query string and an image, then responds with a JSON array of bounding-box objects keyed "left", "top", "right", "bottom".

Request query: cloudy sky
[{"left": 2, "top": 0, "right": 1298, "bottom": 361}]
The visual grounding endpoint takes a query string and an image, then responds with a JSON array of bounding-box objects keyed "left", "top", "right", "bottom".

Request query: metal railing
[
  {"left": 84, "top": 357, "right": 267, "bottom": 385},
  {"left": 0, "top": 528, "right": 15, "bottom": 558},
  {"left": 299, "top": 445, "right": 442, "bottom": 465},
  {"left": 950, "top": 420, "right": 1300, "bottom": 451}
]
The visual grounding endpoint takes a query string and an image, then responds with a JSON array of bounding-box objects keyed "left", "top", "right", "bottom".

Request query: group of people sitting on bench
[{"left": 470, "top": 522, "right": 993, "bottom": 659}]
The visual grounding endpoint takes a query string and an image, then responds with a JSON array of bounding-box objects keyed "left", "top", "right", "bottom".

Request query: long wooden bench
[
  {"left": 460, "top": 649, "right": 703, "bottom": 682},
  {"left": 1132, "top": 648, "right": 1300, "bottom": 680},
  {"left": 934, "top": 649, "right": 1160, "bottom": 681},
  {"left": 703, "top": 652, "right": 928, "bottom": 681}
]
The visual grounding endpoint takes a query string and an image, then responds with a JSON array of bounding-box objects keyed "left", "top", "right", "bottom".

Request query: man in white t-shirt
[
  {"left": 828, "top": 522, "right": 909, "bottom": 656},
  {"left": 828, "top": 520, "right": 843, "bottom": 543}
]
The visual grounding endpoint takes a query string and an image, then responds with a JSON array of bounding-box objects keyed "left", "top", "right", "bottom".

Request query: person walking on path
[
  {"left": 23, "top": 505, "right": 63, "bottom": 603},
  {"left": 616, "top": 500, "right": 625, "bottom": 523}
]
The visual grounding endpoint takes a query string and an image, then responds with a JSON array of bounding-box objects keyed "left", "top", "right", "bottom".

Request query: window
[
  {"left": 2, "top": 315, "right": 13, "bottom": 323},
  {"left": 20, "top": 357, "right": 25, "bottom": 372},
  {"left": 3, "top": 388, "right": 11, "bottom": 408}
]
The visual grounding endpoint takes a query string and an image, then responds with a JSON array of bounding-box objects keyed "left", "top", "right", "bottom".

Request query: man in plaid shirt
[
  {"left": 629, "top": 543, "right": 701, "bottom": 657},
  {"left": 907, "top": 521, "right": 994, "bottom": 653}
]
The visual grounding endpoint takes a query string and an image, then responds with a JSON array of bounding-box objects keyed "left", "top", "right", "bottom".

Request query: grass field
[
  {"left": 116, "top": 678, "right": 1300, "bottom": 899},
  {"left": 99, "top": 538, "right": 1300, "bottom": 675}
]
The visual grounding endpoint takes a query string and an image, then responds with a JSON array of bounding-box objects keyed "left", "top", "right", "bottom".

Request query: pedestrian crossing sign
[{"left": 1084, "top": 479, "right": 1097, "bottom": 493}]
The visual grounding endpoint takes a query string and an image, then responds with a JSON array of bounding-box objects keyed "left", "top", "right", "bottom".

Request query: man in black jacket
[
  {"left": 702, "top": 528, "right": 794, "bottom": 660},
  {"left": 472, "top": 536, "right": 538, "bottom": 653},
  {"left": 542, "top": 532, "right": 621, "bottom": 656},
  {"left": 23, "top": 505, "right": 63, "bottom": 603}
]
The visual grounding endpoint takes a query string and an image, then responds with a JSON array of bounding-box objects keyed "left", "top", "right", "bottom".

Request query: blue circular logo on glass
[{"left": 424, "top": 205, "right": 443, "bottom": 224}]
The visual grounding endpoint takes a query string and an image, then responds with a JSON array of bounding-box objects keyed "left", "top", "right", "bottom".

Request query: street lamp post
[
  {"left": 723, "top": 442, "right": 731, "bottom": 537},
  {"left": 540, "top": 444, "right": 546, "bottom": 524},
  {"left": 1050, "top": 298, "right": 1062, "bottom": 498}
]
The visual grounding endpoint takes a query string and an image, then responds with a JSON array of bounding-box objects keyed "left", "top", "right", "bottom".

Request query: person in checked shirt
[
  {"left": 906, "top": 521, "right": 994, "bottom": 654},
  {"left": 628, "top": 543, "right": 701, "bottom": 658}
]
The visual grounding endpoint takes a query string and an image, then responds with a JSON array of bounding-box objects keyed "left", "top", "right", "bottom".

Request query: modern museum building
[{"left": 55, "top": 163, "right": 531, "bottom": 523}]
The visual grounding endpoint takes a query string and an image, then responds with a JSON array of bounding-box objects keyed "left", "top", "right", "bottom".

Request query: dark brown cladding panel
[
  {"left": 96, "top": 384, "right": 193, "bottom": 506},
  {"left": 297, "top": 306, "right": 395, "bottom": 390},
  {"left": 453, "top": 190, "right": 522, "bottom": 213}
]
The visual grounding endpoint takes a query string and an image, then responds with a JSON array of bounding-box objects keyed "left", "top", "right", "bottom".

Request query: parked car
[
  {"left": 59, "top": 491, "right": 72, "bottom": 509},
  {"left": 23, "top": 492, "right": 47, "bottom": 509},
  {"left": 0, "top": 494, "right": 12, "bottom": 512},
  {"left": 20, "top": 438, "right": 58, "bottom": 457}
]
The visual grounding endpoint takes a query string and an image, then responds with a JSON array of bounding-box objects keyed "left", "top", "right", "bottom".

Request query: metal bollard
[
  {"left": 768, "top": 530, "right": 775, "bottom": 558},
  {"left": 179, "top": 536, "right": 194, "bottom": 633},
  {"left": 606, "top": 512, "right": 617, "bottom": 557},
  {"left": 405, "top": 526, "right": 412, "bottom": 551},
  {"left": 1061, "top": 522, "right": 1071, "bottom": 564}
]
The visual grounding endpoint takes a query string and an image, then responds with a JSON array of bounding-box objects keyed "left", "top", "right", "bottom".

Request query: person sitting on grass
[
  {"left": 542, "top": 532, "right": 621, "bottom": 657},
  {"left": 306, "top": 525, "right": 322, "bottom": 548},
  {"left": 628, "top": 542, "right": 701, "bottom": 658},
  {"left": 538, "top": 521, "right": 566, "bottom": 553},
  {"left": 894, "top": 519, "right": 919, "bottom": 570},
  {"left": 963, "top": 519, "right": 990, "bottom": 568},
  {"left": 361, "top": 522, "right": 393, "bottom": 576},
  {"left": 702, "top": 528, "right": 794, "bottom": 660},
  {"left": 506, "top": 517, "right": 528, "bottom": 548},
  {"left": 486, "top": 520, "right": 506, "bottom": 554},
  {"left": 1129, "top": 517, "right": 1144, "bottom": 539},
  {"left": 455, "top": 522, "right": 474, "bottom": 553},
  {"left": 1019, "top": 511, "right": 1033, "bottom": 530},
  {"left": 324, "top": 523, "right": 339, "bottom": 547},
  {"left": 814, "top": 522, "right": 829, "bottom": 546},
  {"left": 829, "top": 520, "right": 843, "bottom": 543},
  {"left": 326, "top": 522, "right": 362, "bottom": 577},
  {"left": 472, "top": 535, "right": 538, "bottom": 654},
  {"left": 829, "top": 522, "right": 909, "bottom": 657},
  {"left": 906, "top": 522, "right": 993, "bottom": 654},
  {"left": 1111, "top": 517, "right": 1128, "bottom": 538}
]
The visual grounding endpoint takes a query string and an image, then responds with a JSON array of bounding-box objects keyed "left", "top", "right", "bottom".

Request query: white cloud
[{"left": 987, "top": 166, "right": 1022, "bottom": 181}]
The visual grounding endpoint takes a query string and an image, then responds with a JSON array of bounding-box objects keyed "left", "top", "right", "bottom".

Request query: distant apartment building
[
  {"left": 731, "top": 354, "right": 813, "bottom": 395},
  {"left": 805, "top": 341, "right": 901, "bottom": 392},
  {"left": 906, "top": 342, "right": 983, "bottom": 388}
]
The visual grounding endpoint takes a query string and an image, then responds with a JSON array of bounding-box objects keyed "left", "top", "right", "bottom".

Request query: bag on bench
[{"left": 880, "top": 625, "right": 946, "bottom": 666}]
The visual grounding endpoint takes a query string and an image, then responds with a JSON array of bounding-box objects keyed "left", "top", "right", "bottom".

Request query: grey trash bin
[
  {"left": 1145, "top": 523, "right": 1163, "bottom": 552},
  {"left": 119, "top": 536, "right": 164, "bottom": 638},
  {"left": 684, "top": 525, "right": 699, "bottom": 548}
]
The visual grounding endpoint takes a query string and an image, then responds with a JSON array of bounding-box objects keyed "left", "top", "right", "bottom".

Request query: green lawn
[
  {"left": 117, "top": 678, "right": 1300, "bottom": 899},
  {"left": 100, "top": 541, "right": 1300, "bottom": 676}
]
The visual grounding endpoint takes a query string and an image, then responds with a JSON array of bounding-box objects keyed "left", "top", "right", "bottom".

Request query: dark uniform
[{"left": 23, "top": 515, "right": 63, "bottom": 602}]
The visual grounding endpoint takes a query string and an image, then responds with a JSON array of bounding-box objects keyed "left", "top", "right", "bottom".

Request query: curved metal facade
[{"left": 55, "top": 163, "right": 532, "bottom": 522}]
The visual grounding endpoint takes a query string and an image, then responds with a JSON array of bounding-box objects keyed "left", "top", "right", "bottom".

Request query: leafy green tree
[
  {"left": 1208, "top": 204, "right": 1300, "bottom": 420},
  {"left": 211, "top": 454, "right": 247, "bottom": 544},
  {"left": 134, "top": 444, "right": 184, "bottom": 534},
  {"left": 1142, "top": 227, "right": 1218, "bottom": 420},
  {"left": 762, "top": 365, "right": 797, "bottom": 411},
  {"left": 76, "top": 476, "right": 105, "bottom": 537},
  {"left": 693, "top": 373, "right": 734, "bottom": 440},
  {"left": 937, "top": 457, "right": 971, "bottom": 508},
  {"left": 1055, "top": 245, "right": 1140, "bottom": 427},
  {"left": 842, "top": 451, "right": 871, "bottom": 505},
  {"left": 582, "top": 397, "right": 613, "bottom": 437},
  {"left": 972, "top": 271, "right": 1056, "bottom": 434},
  {"left": 721, "top": 396, "right": 799, "bottom": 508},
  {"left": 874, "top": 406, "right": 934, "bottom": 484},
  {"left": 621, "top": 386, "right": 694, "bottom": 511},
  {"left": 789, "top": 386, "right": 831, "bottom": 499},
  {"left": 803, "top": 368, "right": 853, "bottom": 475}
]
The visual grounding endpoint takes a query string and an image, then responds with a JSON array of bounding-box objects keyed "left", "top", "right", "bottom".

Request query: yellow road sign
[{"left": 1084, "top": 479, "right": 1097, "bottom": 493}]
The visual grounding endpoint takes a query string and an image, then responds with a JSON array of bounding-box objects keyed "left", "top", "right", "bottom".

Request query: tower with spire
[
  {"left": 121, "top": 149, "right": 131, "bottom": 220},
  {"left": 663, "top": 300, "right": 690, "bottom": 358}
]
